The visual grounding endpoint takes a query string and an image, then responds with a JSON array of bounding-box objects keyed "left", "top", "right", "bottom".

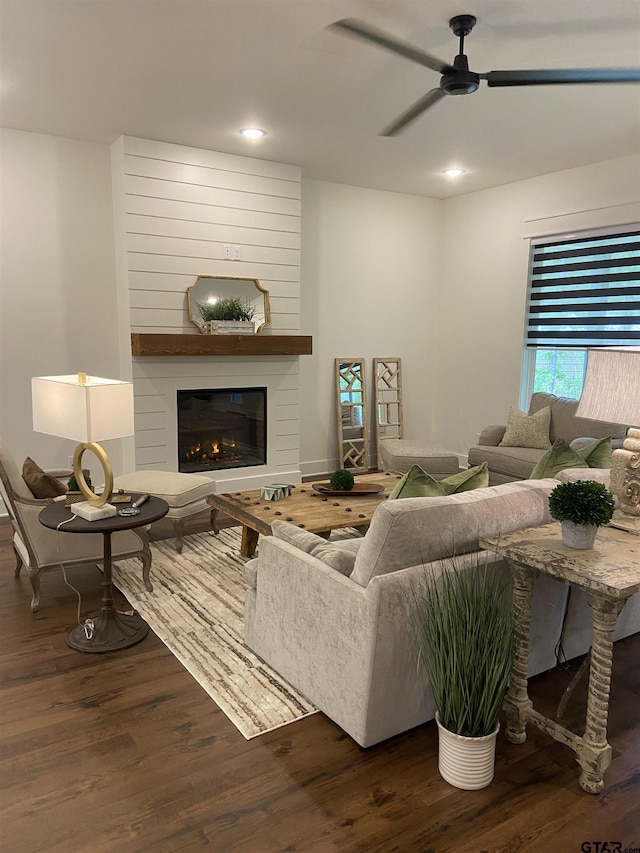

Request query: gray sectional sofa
[
  {"left": 468, "top": 392, "right": 627, "bottom": 485},
  {"left": 243, "top": 476, "right": 640, "bottom": 748}
]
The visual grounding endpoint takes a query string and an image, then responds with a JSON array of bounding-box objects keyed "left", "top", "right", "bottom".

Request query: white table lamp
[
  {"left": 32, "top": 373, "right": 134, "bottom": 521},
  {"left": 576, "top": 349, "right": 640, "bottom": 534}
]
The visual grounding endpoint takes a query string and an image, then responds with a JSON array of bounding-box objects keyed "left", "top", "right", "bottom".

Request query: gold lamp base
[{"left": 71, "top": 441, "right": 116, "bottom": 521}]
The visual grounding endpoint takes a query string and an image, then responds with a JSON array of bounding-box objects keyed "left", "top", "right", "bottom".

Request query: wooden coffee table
[{"left": 207, "top": 472, "right": 400, "bottom": 557}]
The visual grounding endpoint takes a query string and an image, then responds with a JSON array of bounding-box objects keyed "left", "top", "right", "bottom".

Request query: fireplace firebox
[{"left": 177, "top": 388, "right": 266, "bottom": 473}]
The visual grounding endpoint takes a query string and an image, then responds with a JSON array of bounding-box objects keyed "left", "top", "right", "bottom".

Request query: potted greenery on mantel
[
  {"left": 408, "top": 557, "right": 513, "bottom": 790},
  {"left": 196, "top": 296, "right": 256, "bottom": 335}
]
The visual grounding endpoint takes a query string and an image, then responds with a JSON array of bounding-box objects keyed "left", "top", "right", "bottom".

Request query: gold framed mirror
[{"left": 187, "top": 275, "right": 271, "bottom": 334}]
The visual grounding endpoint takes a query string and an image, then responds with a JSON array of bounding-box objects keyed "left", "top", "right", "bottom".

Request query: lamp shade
[
  {"left": 576, "top": 349, "right": 640, "bottom": 426},
  {"left": 32, "top": 374, "right": 134, "bottom": 443}
]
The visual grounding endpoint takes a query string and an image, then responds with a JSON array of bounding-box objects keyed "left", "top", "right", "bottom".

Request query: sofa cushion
[
  {"left": 112, "top": 470, "right": 215, "bottom": 506},
  {"left": 388, "top": 463, "right": 488, "bottom": 500},
  {"left": 555, "top": 467, "right": 611, "bottom": 486},
  {"left": 270, "top": 519, "right": 328, "bottom": 552},
  {"left": 378, "top": 439, "right": 459, "bottom": 476},
  {"left": 499, "top": 405, "right": 551, "bottom": 449},
  {"left": 22, "top": 457, "right": 67, "bottom": 499},
  {"left": 270, "top": 520, "right": 359, "bottom": 575},
  {"left": 468, "top": 444, "right": 546, "bottom": 481},
  {"left": 530, "top": 437, "right": 612, "bottom": 479},
  {"left": 350, "top": 479, "right": 557, "bottom": 587},
  {"left": 529, "top": 392, "right": 626, "bottom": 444},
  {"left": 243, "top": 557, "right": 259, "bottom": 590},
  {"left": 309, "top": 542, "right": 356, "bottom": 576}
]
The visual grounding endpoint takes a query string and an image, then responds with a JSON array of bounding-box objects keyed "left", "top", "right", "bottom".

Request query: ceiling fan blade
[
  {"left": 380, "top": 88, "right": 446, "bottom": 137},
  {"left": 485, "top": 68, "right": 640, "bottom": 86},
  {"left": 329, "top": 18, "right": 454, "bottom": 75}
]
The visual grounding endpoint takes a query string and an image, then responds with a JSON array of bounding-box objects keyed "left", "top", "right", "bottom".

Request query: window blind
[{"left": 526, "top": 229, "right": 640, "bottom": 348}]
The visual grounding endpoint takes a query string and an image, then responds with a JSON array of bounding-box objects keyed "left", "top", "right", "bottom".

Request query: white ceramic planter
[
  {"left": 436, "top": 714, "right": 499, "bottom": 790},
  {"left": 561, "top": 520, "right": 598, "bottom": 549},
  {"left": 205, "top": 320, "right": 256, "bottom": 335}
]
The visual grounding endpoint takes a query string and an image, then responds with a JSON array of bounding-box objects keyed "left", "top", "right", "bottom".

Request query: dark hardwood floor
[{"left": 1, "top": 514, "right": 639, "bottom": 852}]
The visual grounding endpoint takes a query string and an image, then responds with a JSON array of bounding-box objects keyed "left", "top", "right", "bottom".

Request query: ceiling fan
[{"left": 329, "top": 14, "right": 640, "bottom": 136}]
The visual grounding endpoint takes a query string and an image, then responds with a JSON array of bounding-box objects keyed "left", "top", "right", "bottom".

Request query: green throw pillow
[
  {"left": 530, "top": 437, "right": 612, "bottom": 479},
  {"left": 388, "top": 463, "right": 489, "bottom": 500},
  {"left": 578, "top": 437, "right": 613, "bottom": 469}
]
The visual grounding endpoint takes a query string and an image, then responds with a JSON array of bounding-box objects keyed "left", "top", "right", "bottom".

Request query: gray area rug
[{"left": 111, "top": 528, "right": 318, "bottom": 739}]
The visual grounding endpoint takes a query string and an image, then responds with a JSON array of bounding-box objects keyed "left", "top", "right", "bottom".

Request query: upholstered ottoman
[
  {"left": 112, "top": 471, "right": 216, "bottom": 553},
  {"left": 379, "top": 439, "right": 460, "bottom": 478}
]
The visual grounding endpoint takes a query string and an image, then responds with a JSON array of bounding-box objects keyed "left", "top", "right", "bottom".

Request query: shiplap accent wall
[{"left": 112, "top": 136, "right": 303, "bottom": 489}]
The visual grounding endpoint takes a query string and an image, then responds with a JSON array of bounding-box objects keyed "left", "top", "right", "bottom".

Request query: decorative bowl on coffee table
[{"left": 312, "top": 483, "right": 385, "bottom": 497}]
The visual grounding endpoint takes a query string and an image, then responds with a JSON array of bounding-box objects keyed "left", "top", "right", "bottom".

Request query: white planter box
[{"left": 205, "top": 320, "right": 256, "bottom": 335}]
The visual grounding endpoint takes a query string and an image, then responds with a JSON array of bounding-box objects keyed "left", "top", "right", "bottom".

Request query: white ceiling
[{"left": 1, "top": 0, "right": 639, "bottom": 198}]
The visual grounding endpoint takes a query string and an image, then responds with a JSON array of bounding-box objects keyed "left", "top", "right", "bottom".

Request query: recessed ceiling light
[
  {"left": 240, "top": 128, "right": 266, "bottom": 139},
  {"left": 443, "top": 168, "right": 465, "bottom": 178}
]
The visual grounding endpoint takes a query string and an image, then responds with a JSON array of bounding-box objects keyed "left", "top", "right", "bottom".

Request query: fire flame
[
  {"left": 185, "top": 439, "right": 222, "bottom": 463},
  {"left": 184, "top": 438, "right": 244, "bottom": 466}
]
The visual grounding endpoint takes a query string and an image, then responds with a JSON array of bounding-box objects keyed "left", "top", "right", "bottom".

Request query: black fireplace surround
[{"left": 177, "top": 388, "right": 266, "bottom": 473}]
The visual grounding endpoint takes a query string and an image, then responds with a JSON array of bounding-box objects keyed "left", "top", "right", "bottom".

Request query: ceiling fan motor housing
[
  {"left": 441, "top": 54, "right": 480, "bottom": 95},
  {"left": 330, "top": 12, "right": 640, "bottom": 135}
]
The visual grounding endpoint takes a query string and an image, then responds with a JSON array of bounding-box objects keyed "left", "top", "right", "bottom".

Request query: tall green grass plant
[
  {"left": 408, "top": 558, "right": 513, "bottom": 738},
  {"left": 196, "top": 296, "right": 255, "bottom": 322}
]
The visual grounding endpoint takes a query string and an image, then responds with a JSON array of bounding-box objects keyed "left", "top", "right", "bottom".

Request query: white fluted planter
[
  {"left": 436, "top": 714, "right": 499, "bottom": 790},
  {"left": 561, "top": 520, "right": 598, "bottom": 549}
]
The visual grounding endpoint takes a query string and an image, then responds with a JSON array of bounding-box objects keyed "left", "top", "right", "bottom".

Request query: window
[
  {"left": 530, "top": 349, "right": 587, "bottom": 398},
  {"left": 522, "top": 227, "right": 640, "bottom": 401}
]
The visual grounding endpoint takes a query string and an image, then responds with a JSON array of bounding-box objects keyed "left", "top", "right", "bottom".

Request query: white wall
[
  {"left": 111, "top": 137, "right": 304, "bottom": 489},
  {"left": 113, "top": 136, "right": 302, "bottom": 338},
  {"left": 0, "top": 129, "right": 125, "bottom": 479},
  {"left": 299, "top": 180, "right": 443, "bottom": 475},
  {"left": 435, "top": 154, "right": 640, "bottom": 459}
]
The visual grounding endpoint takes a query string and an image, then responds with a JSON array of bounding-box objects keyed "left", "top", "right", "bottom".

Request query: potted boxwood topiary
[
  {"left": 548, "top": 479, "right": 615, "bottom": 549},
  {"left": 407, "top": 557, "right": 513, "bottom": 790},
  {"left": 329, "top": 469, "right": 355, "bottom": 492}
]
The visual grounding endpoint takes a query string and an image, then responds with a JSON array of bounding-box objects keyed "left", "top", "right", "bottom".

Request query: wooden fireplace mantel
[{"left": 131, "top": 333, "right": 313, "bottom": 358}]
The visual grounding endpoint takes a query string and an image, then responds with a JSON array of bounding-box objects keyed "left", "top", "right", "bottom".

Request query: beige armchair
[{"left": 0, "top": 436, "right": 151, "bottom": 611}]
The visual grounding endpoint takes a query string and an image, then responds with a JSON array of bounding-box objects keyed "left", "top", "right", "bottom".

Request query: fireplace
[{"left": 177, "top": 388, "right": 266, "bottom": 473}]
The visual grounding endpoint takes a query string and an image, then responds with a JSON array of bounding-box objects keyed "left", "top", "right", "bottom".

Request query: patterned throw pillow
[
  {"left": 388, "top": 462, "right": 489, "bottom": 500},
  {"left": 499, "top": 405, "right": 551, "bottom": 449},
  {"left": 22, "top": 457, "right": 67, "bottom": 499}
]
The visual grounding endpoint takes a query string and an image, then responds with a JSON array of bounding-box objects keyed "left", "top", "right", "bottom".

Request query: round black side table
[{"left": 39, "top": 494, "right": 168, "bottom": 653}]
